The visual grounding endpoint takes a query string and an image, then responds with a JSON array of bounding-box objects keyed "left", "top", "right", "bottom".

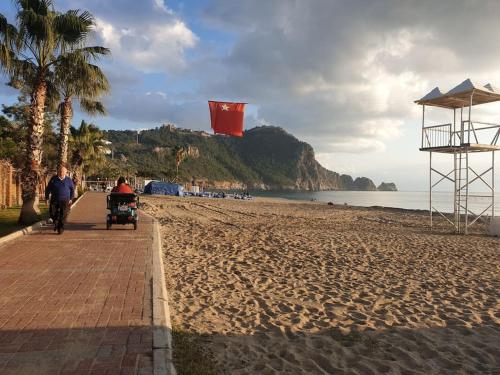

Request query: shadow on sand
[
  {"left": 172, "top": 323, "right": 499, "bottom": 375},
  {"left": 0, "top": 305, "right": 497, "bottom": 374}
]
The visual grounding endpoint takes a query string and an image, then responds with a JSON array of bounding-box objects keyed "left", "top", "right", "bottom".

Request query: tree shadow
[
  {"left": 66, "top": 223, "right": 135, "bottom": 231},
  {"left": 36, "top": 222, "right": 140, "bottom": 233},
  {"left": 350, "top": 206, "right": 493, "bottom": 237},
  {"left": 173, "top": 323, "right": 500, "bottom": 375},
  {"left": 1, "top": 312, "right": 497, "bottom": 375}
]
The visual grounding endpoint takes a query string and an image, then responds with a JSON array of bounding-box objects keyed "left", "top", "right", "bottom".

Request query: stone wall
[
  {"left": 0, "top": 160, "right": 20, "bottom": 208},
  {"left": 0, "top": 160, "right": 47, "bottom": 208}
]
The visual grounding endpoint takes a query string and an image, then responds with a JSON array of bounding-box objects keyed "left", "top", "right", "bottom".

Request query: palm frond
[
  {"left": 44, "top": 76, "right": 60, "bottom": 112},
  {"left": 53, "top": 9, "right": 93, "bottom": 48},
  {"left": 0, "top": 14, "right": 20, "bottom": 73},
  {"left": 53, "top": 49, "right": 110, "bottom": 110},
  {"left": 81, "top": 63, "right": 110, "bottom": 94},
  {"left": 76, "top": 46, "right": 111, "bottom": 61},
  {"left": 17, "top": 0, "right": 53, "bottom": 15},
  {"left": 69, "top": 119, "right": 107, "bottom": 171},
  {"left": 0, "top": 45, "right": 16, "bottom": 75},
  {"left": 0, "top": 14, "right": 19, "bottom": 48},
  {"left": 79, "top": 98, "right": 107, "bottom": 115},
  {"left": 17, "top": 9, "right": 52, "bottom": 47},
  {"left": 8, "top": 58, "right": 37, "bottom": 88}
]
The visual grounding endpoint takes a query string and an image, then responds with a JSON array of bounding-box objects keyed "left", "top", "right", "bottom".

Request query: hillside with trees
[{"left": 104, "top": 125, "right": 396, "bottom": 191}]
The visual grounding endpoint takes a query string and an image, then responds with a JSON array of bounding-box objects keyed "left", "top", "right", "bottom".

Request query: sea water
[{"left": 251, "top": 190, "right": 500, "bottom": 215}]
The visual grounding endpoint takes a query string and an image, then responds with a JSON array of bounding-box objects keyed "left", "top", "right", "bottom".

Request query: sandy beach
[{"left": 142, "top": 196, "right": 500, "bottom": 375}]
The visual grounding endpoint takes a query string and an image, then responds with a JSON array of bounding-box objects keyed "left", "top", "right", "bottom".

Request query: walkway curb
[
  {"left": 142, "top": 210, "right": 177, "bottom": 375},
  {"left": 0, "top": 192, "right": 85, "bottom": 247},
  {"left": 0, "top": 221, "right": 42, "bottom": 247}
]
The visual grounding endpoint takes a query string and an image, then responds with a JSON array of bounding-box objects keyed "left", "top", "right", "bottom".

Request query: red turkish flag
[{"left": 208, "top": 101, "right": 246, "bottom": 137}]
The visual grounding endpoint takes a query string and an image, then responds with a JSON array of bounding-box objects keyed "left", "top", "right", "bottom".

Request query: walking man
[{"left": 45, "top": 163, "right": 74, "bottom": 234}]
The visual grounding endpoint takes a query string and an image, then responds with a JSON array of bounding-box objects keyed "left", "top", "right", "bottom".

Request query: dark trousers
[{"left": 50, "top": 200, "right": 70, "bottom": 224}]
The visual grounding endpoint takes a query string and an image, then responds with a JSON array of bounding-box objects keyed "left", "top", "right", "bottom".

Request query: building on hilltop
[{"left": 162, "top": 124, "right": 176, "bottom": 131}]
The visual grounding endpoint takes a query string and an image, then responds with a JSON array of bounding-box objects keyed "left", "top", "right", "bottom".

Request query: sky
[{"left": 1, "top": 0, "right": 500, "bottom": 191}]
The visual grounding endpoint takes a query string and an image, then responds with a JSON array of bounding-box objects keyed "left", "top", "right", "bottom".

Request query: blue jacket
[{"left": 45, "top": 175, "right": 75, "bottom": 202}]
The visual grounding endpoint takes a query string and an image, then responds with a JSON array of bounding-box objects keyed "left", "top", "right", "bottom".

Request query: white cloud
[
  {"left": 128, "top": 21, "right": 197, "bottom": 72},
  {"left": 94, "top": 18, "right": 197, "bottom": 73},
  {"left": 25, "top": 0, "right": 500, "bottom": 190},
  {"left": 94, "top": 18, "right": 121, "bottom": 50},
  {"left": 191, "top": 0, "right": 500, "bottom": 162},
  {"left": 69, "top": 0, "right": 198, "bottom": 75},
  {"left": 106, "top": 90, "right": 207, "bottom": 127},
  {"left": 153, "top": 0, "right": 173, "bottom": 14}
]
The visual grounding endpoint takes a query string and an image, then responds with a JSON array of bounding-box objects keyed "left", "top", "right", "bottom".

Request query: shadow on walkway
[
  {"left": 0, "top": 325, "right": 154, "bottom": 375},
  {"left": 0, "top": 192, "right": 157, "bottom": 374}
]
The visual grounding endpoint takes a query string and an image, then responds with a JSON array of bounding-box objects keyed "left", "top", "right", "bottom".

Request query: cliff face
[
  {"left": 238, "top": 127, "right": 386, "bottom": 190},
  {"left": 231, "top": 126, "right": 381, "bottom": 191},
  {"left": 105, "top": 125, "right": 396, "bottom": 191}
]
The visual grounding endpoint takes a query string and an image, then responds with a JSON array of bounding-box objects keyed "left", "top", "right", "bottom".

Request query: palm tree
[
  {"left": 70, "top": 120, "right": 107, "bottom": 194},
  {"left": 172, "top": 145, "right": 199, "bottom": 181},
  {"left": 172, "top": 145, "right": 187, "bottom": 181},
  {"left": 54, "top": 48, "right": 110, "bottom": 170},
  {"left": 0, "top": 0, "right": 104, "bottom": 224}
]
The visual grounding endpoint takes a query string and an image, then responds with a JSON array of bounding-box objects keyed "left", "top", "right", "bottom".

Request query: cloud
[
  {"left": 195, "top": 0, "right": 500, "bottom": 156},
  {"left": 93, "top": 18, "right": 197, "bottom": 73},
  {"left": 152, "top": 0, "right": 173, "bottom": 14},
  {"left": 105, "top": 90, "right": 208, "bottom": 128},
  {"left": 52, "top": 0, "right": 200, "bottom": 127},
  {"left": 62, "top": 0, "right": 198, "bottom": 74},
  {"left": 102, "top": 68, "right": 142, "bottom": 89},
  {"left": 4, "top": 0, "right": 500, "bottom": 189}
]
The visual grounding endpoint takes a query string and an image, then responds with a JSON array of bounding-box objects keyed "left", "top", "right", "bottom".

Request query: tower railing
[
  {"left": 422, "top": 121, "right": 500, "bottom": 149},
  {"left": 421, "top": 123, "right": 452, "bottom": 148},
  {"left": 461, "top": 121, "right": 500, "bottom": 145}
]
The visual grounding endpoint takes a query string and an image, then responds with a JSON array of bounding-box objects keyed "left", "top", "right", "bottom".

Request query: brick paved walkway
[{"left": 0, "top": 192, "right": 155, "bottom": 375}]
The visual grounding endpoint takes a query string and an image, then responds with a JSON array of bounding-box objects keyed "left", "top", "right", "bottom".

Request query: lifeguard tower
[{"left": 415, "top": 79, "right": 500, "bottom": 234}]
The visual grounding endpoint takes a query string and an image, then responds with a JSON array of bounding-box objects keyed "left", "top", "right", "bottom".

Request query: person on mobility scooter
[{"left": 106, "top": 177, "right": 138, "bottom": 230}]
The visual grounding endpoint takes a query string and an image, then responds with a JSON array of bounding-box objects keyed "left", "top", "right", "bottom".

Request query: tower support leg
[{"left": 429, "top": 151, "right": 432, "bottom": 231}]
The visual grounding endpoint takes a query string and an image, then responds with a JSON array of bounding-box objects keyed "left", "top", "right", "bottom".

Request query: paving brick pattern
[{"left": 0, "top": 192, "right": 154, "bottom": 375}]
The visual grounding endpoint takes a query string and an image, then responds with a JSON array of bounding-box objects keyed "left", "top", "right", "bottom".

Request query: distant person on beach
[
  {"left": 111, "top": 176, "right": 134, "bottom": 193},
  {"left": 45, "top": 163, "right": 74, "bottom": 232}
]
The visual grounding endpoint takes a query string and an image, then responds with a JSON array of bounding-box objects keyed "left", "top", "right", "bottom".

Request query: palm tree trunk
[
  {"left": 71, "top": 151, "right": 84, "bottom": 198},
  {"left": 72, "top": 165, "right": 83, "bottom": 196},
  {"left": 57, "top": 96, "right": 73, "bottom": 169},
  {"left": 19, "top": 72, "right": 47, "bottom": 225}
]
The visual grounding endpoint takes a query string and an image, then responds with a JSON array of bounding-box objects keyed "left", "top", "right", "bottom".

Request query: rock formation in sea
[{"left": 377, "top": 182, "right": 398, "bottom": 191}]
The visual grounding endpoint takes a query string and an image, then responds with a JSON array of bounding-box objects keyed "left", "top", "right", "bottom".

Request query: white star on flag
[{"left": 221, "top": 104, "right": 229, "bottom": 111}]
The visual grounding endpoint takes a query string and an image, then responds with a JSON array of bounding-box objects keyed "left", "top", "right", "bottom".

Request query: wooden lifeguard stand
[{"left": 415, "top": 79, "right": 500, "bottom": 234}]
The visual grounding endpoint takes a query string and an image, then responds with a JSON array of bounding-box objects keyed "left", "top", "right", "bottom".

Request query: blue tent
[{"left": 144, "top": 181, "right": 184, "bottom": 196}]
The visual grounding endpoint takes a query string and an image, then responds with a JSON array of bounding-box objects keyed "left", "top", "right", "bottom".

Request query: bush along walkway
[{"left": 0, "top": 191, "right": 172, "bottom": 375}]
